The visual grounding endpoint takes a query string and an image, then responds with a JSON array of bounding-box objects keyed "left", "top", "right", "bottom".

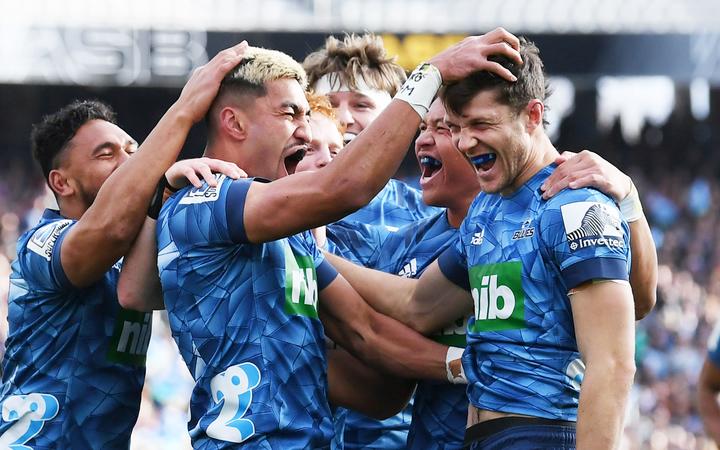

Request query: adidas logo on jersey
[
  {"left": 398, "top": 258, "right": 418, "bottom": 278},
  {"left": 471, "top": 230, "right": 485, "bottom": 245}
]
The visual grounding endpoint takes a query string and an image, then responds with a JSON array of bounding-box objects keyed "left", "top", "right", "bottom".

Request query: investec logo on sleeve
[
  {"left": 469, "top": 261, "right": 525, "bottom": 332},
  {"left": 27, "top": 220, "right": 72, "bottom": 261},
  {"left": 107, "top": 309, "right": 152, "bottom": 366},
  {"left": 561, "top": 202, "right": 624, "bottom": 252},
  {"left": 283, "top": 243, "right": 319, "bottom": 319}
]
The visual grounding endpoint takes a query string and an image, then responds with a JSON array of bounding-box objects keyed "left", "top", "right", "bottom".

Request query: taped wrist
[
  {"left": 445, "top": 346, "right": 467, "bottom": 384},
  {"left": 619, "top": 181, "right": 643, "bottom": 223},
  {"left": 394, "top": 63, "right": 442, "bottom": 119}
]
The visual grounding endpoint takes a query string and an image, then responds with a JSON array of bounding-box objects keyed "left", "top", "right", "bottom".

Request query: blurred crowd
[{"left": 0, "top": 95, "right": 719, "bottom": 449}]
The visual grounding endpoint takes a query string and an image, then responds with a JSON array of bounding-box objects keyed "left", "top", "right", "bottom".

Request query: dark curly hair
[
  {"left": 441, "top": 37, "right": 550, "bottom": 125},
  {"left": 31, "top": 100, "right": 117, "bottom": 182}
]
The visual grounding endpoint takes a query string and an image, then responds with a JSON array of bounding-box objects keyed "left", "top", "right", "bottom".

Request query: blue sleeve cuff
[
  {"left": 52, "top": 225, "right": 73, "bottom": 289},
  {"left": 561, "top": 257, "right": 629, "bottom": 290},
  {"left": 438, "top": 246, "right": 470, "bottom": 291},
  {"left": 317, "top": 259, "right": 339, "bottom": 291},
  {"left": 226, "top": 179, "right": 257, "bottom": 244}
]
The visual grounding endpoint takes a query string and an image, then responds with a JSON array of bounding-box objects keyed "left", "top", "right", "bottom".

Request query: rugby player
[
  {"left": 304, "top": 33, "right": 441, "bottom": 229},
  {"left": 152, "top": 32, "right": 524, "bottom": 448},
  {"left": 0, "top": 42, "right": 249, "bottom": 448},
  {"left": 326, "top": 38, "right": 644, "bottom": 449}
]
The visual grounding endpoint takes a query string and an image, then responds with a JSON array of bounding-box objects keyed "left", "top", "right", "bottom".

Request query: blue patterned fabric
[
  {"left": 439, "top": 165, "right": 631, "bottom": 421},
  {"left": 338, "top": 179, "right": 441, "bottom": 229},
  {"left": 328, "top": 212, "right": 468, "bottom": 449},
  {"left": 157, "top": 176, "right": 338, "bottom": 449},
  {"left": 0, "top": 209, "right": 149, "bottom": 449}
]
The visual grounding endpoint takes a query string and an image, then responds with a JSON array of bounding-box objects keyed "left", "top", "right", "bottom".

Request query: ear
[
  {"left": 219, "top": 107, "right": 248, "bottom": 141},
  {"left": 525, "top": 99, "right": 544, "bottom": 133},
  {"left": 48, "top": 169, "right": 75, "bottom": 198}
]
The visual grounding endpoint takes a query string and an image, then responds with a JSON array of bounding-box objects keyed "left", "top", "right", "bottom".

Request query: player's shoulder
[
  {"left": 19, "top": 211, "right": 74, "bottom": 261},
  {"left": 544, "top": 186, "right": 616, "bottom": 210}
]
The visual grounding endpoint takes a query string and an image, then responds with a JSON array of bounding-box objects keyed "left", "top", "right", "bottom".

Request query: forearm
[
  {"left": 324, "top": 251, "right": 415, "bottom": 321},
  {"left": 117, "top": 217, "right": 165, "bottom": 311},
  {"left": 320, "top": 101, "right": 421, "bottom": 210},
  {"left": 576, "top": 363, "right": 634, "bottom": 449},
  {"left": 82, "top": 104, "right": 193, "bottom": 239},
  {"left": 628, "top": 216, "right": 657, "bottom": 319},
  {"left": 322, "top": 305, "right": 447, "bottom": 381},
  {"left": 327, "top": 347, "right": 416, "bottom": 419}
]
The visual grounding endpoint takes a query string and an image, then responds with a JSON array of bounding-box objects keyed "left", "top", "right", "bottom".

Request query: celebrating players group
[{"left": 1, "top": 28, "right": 658, "bottom": 449}]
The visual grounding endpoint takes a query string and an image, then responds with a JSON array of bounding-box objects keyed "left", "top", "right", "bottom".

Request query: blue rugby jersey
[
  {"left": 0, "top": 209, "right": 149, "bottom": 449},
  {"left": 157, "top": 176, "right": 338, "bottom": 449},
  {"left": 439, "top": 165, "right": 631, "bottom": 421},
  {"left": 327, "top": 212, "right": 468, "bottom": 449},
  {"left": 339, "top": 179, "right": 441, "bottom": 229}
]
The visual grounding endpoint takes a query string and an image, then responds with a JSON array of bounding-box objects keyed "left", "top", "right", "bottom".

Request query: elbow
[
  {"left": 602, "top": 358, "right": 636, "bottom": 388},
  {"left": 634, "top": 290, "right": 657, "bottom": 320},
  {"left": 117, "top": 281, "right": 150, "bottom": 312}
]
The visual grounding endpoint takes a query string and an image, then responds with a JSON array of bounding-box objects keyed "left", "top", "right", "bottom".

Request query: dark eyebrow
[{"left": 281, "top": 101, "right": 310, "bottom": 117}]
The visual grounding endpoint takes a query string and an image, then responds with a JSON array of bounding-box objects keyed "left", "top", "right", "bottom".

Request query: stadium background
[{"left": 1, "top": 1, "right": 719, "bottom": 448}]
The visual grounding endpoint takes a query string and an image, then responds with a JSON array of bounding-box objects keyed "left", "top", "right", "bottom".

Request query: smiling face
[
  {"left": 296, "top": 113, "right": 343, "bottom": 173},
  {"left": 443, "top": 90, "right": 533, "bottom": 195},
  {"left": 415, "top": 99, "right": 480, "bottom": 214},
  {"left": 242, "top": 78, "right": 312, "bottom": 180},
  {"left": 56, "top": 119, "right": 137, "bottom": 209},
  {"left": 325, "top": 89, "right": 391, "bottom": 143}
]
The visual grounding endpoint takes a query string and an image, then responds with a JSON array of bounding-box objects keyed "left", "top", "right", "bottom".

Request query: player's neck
[
  {"left": 57, "top": 198, "right": 86, "bottom": 221},
  {"left": 501, "top": 133, "right": 558, "bottom": 197}
]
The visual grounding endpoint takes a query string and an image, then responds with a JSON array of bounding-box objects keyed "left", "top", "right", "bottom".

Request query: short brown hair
[
  {"left": 303, "top": 33, "right": 406, "bottom": 96},
  {"left": 441, "top": 38, "right": 549, "bottom": 124}
]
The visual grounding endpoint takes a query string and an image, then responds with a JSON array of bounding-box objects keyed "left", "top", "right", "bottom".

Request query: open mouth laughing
[{"left": 284, "top": 147, "right": 307, "bottom": 175}]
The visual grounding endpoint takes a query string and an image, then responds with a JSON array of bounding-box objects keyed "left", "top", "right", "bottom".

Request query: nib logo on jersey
[
  {"left": 283, "top": 243, "right": 319, "bottom": 319},
  {"left": 561, "top": 202, "right": 624, "bottom": 252},
  {"left": 469, "top": 261, "right": 525, "bottom": 332}
]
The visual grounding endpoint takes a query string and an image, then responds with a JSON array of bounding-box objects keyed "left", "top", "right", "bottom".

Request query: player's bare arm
[
  {"left": 242, "top": 30, "right": 522, "bottom": 243},
  {"left": 570, "top": 280, "right": 636, "bottom": 449},
  {"left": 118, "top": 158, "right": 245, "bottom": 311},
  {"left": 327, "top": 347, "right": 416, "bottom": 420},
  {"left": 60, "top": 42, "right": 249, "bottom": 287},
  {"left": 324, "top": 253, "right": 471, "bottom": 335},
  {"left": 698, "top": 357, "right": 720, "bottom": 444},
  {"left": 319, "top": 273, "right": 452, "bottom": 381},
  {"left": 542, "top": 150, "right": 658, "bottom": 319}
]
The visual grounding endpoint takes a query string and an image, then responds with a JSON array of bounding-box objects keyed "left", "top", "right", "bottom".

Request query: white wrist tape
[
  {"left": 445, "top": 346, "right": 467, "bottom": 384},
  {"left": 619, "top": 181, "right": 643, "bottom": 223},
  {"left": 394, "top": 63, "right": 442, "bottom": 119}
]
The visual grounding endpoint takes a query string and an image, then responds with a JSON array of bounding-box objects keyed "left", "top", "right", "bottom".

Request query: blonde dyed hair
[
  {"left": 226, "top": 47, "right": 307, "bottom": 89},
  {"left": 207, "top": 47, "right": 307, "bottom": 135},
  {"left": 303, "top": 33, "right": 406, "bottom": 96}
]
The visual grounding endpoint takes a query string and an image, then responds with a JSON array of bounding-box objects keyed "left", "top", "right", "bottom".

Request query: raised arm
[
  {"left": 541, "top": 150, "right": 657, "bottom": 318},
  {"left": 571, "top": 281, "right": 636, "bottom": 449},
  {"left": 324, "top": 252, "right": 471, "bottom": 335},
  {"left": 243, "top": 29, "right": 523, "bottom": 243},
  {"left": 61, "top": 42, "right": 249, "bottom": 287}
]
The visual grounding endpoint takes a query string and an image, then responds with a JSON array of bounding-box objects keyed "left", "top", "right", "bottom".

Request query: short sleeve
[
  {"left": 19, "top": 219, "right": 75, "bottom": 290},
  {"left": 437, "top": 236, "right": 469, "bottom": 291},
  {"left": 299, "top": 231, "right": 338, "bottom": 291},
  {"left": 539, "top": 189, "right": 631, "bottom": 290}
]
